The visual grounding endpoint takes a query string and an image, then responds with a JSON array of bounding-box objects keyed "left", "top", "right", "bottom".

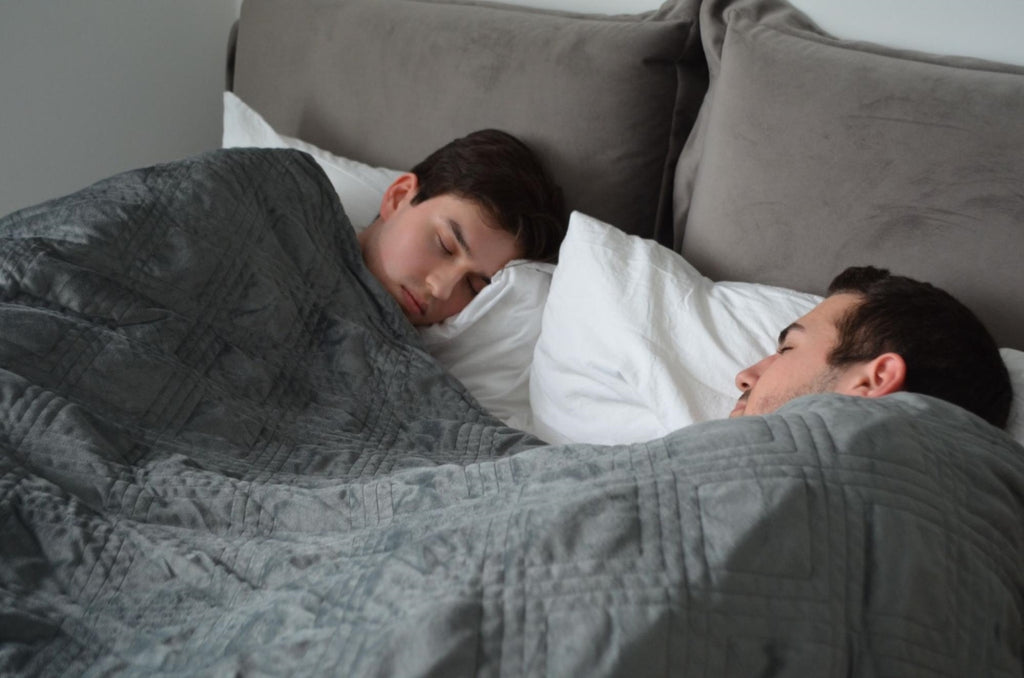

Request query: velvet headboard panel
[
  {"left": 673, "top": 0, "right": 1024, "bottom": 349},
  {"left": 231, "top": 0, "right": 707, "bottom": 243}
]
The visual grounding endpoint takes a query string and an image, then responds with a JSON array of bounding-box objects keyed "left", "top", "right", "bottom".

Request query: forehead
[
  {"left": 432, "top": 194, "right": 520, "bottom": 269},
  {"left": 793, "top": 293, "right": 861, "bottom": 337},
  {"left": 439, "top": 192, "right": 494, "bottom": 223}
]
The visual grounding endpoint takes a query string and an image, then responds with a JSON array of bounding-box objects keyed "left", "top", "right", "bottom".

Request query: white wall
[
  {"left": 0, "top": 0, "right": 240, "bottom": 217},
  {"left": 788, "top": 0, "right": 1024, "bottom": 67},
  {"left": 503, "top": 0, "right": 660, "bottom": 11},
  {"left": 531, "top": 0, "right": 1024, "bottom": 66}
]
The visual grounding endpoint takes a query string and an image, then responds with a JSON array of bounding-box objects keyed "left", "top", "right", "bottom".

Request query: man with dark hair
[
  {"left": 359, "top": 129, "right": 565, "bottom": 326},
  {"left": 730, "top": 266, "right": 1012, "bottom": 428}
]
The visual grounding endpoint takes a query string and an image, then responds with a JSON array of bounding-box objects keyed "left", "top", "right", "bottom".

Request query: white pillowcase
[
  {"left": 420, "top": 262, "right": 554, "bottom": 431},
  {"left": 222, "top": 91, "right": 401, "bottom": 231},
  {"left": 531, "top": 211, "right": 1024, "bottom": 448},
  {"left": 530, "top": 212, "right": 822, "bottom": 445},
  {"left": 221, "top": 91, "right": 551, "bottom": 430}
]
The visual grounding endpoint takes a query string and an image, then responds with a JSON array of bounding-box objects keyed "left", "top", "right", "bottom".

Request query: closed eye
[
  {"left": 437, "top": 235, "right": 453, "bottom": 256},
  {"left": 776, "top": 323, "right": 804, "bottom": 353}
]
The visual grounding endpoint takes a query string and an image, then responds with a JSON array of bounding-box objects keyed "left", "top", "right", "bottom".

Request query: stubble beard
[{"left": 755, "top": 366, "right": 843, "bottom": 416}]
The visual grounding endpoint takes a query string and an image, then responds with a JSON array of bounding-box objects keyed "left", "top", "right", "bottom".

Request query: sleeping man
[
  {"left": 730, "top": 265, "right": 1012, "bottom": 429},
  {"left": 358, "top": 128, "right": 565, "bottom": 326}
]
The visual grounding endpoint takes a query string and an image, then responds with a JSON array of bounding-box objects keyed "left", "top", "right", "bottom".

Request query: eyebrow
[
  {"left": 448, "top": 220, "right": 492, "bottom": 285},
  {"left": 777, "top": 322, "right": 805, "bottom": 347}
]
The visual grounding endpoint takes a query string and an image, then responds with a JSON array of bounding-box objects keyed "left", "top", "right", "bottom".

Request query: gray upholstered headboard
[
  {"left": 228, "top": 0, "right": 1024, "bottom": 349},
  {"left": 672, "top": 0, "right": 1024, "bottom": 349},
  {"left": 229, "top": 0, "right": 706, "bottom": 245}
]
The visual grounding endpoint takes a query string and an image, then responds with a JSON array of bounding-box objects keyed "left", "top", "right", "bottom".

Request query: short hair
[
  {"left": 826, "top": 266, "right": 1011, "bottom": 428},
  {"left": 409, "top": 129, "right": 566, "bottom": 262}
]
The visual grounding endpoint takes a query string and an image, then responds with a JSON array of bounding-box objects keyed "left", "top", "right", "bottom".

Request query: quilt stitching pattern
[{"left": 0, "top": 149, "right": 1021, "bottom": 676}]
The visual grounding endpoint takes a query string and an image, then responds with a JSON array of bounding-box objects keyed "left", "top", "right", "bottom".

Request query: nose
[
  {"left": 735, "top": 354, "right": 774, "bottom": 392},
  {"left": 426, "top": 264, "right": 464, "bottom": 301}
]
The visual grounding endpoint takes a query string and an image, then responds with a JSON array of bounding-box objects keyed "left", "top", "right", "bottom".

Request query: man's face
[
  {"left": 359, "top": 177, "right": 520, "bottom": 326},
  {"left": 730, "top": 293, "right": 862, "bottom": 418}
]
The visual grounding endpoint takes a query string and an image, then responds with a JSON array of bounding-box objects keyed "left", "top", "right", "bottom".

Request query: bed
[{"left": 1, "top": 0, "right": 1022, "bottom": 675}]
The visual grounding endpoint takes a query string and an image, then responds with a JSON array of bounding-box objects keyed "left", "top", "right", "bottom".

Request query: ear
[
  {"left": 378, "top": 173, "right": 419, "bottom": 220},
  {"left": 841, "top": 352, "right": 907, "bottom": 399}
]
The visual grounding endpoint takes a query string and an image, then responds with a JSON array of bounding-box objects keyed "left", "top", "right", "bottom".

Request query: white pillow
[
  {"left": 419, "top": 261, "right": 554, "bottom": 431},
  {"left": 222, "top": 91, "right": 552, "bottom": 429},
  {"left": 1000, "top": 348, "right": 1024, "bottom": 446},
  {"left": 531, "top": 212, "right": 1024, "bottom": 447},
  {"left": 222, "top": 91, "right": 402, "bottom": 230},
  {"left": 529, "top": 211, "right": 822, "bottom": 445}
]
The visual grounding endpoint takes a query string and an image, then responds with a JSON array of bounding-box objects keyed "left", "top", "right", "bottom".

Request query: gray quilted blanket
[{"left": 1, "top": 149, "right": 1022, "bottom": 677}]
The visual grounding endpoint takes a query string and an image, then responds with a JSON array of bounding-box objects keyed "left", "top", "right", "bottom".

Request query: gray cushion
[
  {"left": 233, "top": 0, "right": 705, "bottom": 242},
  {"left": 673, "top": 0, "right": 1024, "bottom": 348}
]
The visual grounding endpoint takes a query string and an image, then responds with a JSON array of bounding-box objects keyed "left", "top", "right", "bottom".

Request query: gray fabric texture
[
  {"left": 1, "top": 148, "right": 1023, "bottom": 675},
  {"left": 232, "top": 0, "right": 707, "bottom": 244},
  {"left": 672, "top": 0, "right": 1024, "bottom": 349}
]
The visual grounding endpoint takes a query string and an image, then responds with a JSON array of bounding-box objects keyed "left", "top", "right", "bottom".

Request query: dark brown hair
[
  {"left": 410, "top": 129, "right": 566, "bottom": 262},
  {"left": 827, "top": 266, "right": 1011, "bottom": 428}
]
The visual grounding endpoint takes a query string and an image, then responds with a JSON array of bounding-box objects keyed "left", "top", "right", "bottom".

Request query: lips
[
  {"left": 400, "top": 286, "right": 426, "bottom": 317},
  {"left": 729, "top": 393, "right": 749, "bottom": 418}
]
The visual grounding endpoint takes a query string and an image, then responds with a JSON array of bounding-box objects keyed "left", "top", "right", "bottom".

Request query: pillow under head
[
  {"left": 531, "top": 212, "right": 1024, "bottom": 448},
  {"left": 530, "top": 212, "right": 820, "bottom": 445}
]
